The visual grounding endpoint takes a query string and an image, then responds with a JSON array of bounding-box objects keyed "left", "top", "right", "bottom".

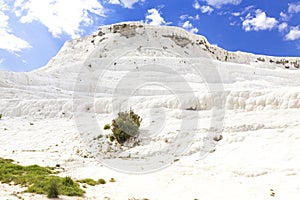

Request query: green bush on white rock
[{"left": 109, "top": 109, "right": 142, "bottom": 144}]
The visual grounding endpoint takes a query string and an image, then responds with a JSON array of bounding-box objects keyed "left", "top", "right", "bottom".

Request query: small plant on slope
[
  {"left": 98, "top": 178, "right": 106, "bottom": 184},
  {"left": 109, "top": 177, "right": 116, "bottom": 182},
  {"left": 110, "top": 109, "right": 142, "bottom": 144},
  {"left": 77, "top": 178, "right": 98, "bottom": 186},
  {"left": 104, "top": 124, "right": 111, "bottom": 130}
]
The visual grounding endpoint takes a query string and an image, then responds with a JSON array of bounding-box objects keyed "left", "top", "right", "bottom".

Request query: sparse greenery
[
  {"left": 98, "top": 178, "right": 106, "bottom": 184},
  {"left": 77, "top": 178, "right": 98, "bottom": 186},
  {"left": 104, "top": 124, "right": 111, "bottom": 130},
  {"left": 109, "top": 135, "right": 115, "bottom": 142},
  {"left": 109, "top": 178, "right": 116, "bottom": 182},
  {"left": 97, "top": 134, "right": 103, "bottom": 139},
  {"left": 110, "top": 109, "right": 142, "bottom": 144},
  {"left": 0, "top": 157, "right": 84, "bottom": 197},
  {"left": 78, "top": 178, "right": 108, "bottom": 186},
  {"left": 0, "top": 113, "right": 2, "bottom": 119}
]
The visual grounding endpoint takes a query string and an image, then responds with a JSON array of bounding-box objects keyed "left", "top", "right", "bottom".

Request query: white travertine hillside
[
  {"left": 0, "top": 22, "right": 300, "bottom": 200},
  {"left": 1, "top": 22, "right": 300, "bottom": 117},
  {"left": 41, "top": 22, "right": 300, "bottom": 72}
]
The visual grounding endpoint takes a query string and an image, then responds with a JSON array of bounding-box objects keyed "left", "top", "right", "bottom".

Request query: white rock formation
[{"left": 0, "top": 22, "right": 300, "bottom": 199}]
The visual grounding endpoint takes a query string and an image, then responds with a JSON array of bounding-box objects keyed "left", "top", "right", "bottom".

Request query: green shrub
[
  {"left": 104, "top": 124, "right": 111, "bottom": 130},
  {"left": 109, "top": 135, "right": 115, "bottom": 142},
  {"left": 98, "top": 178, "right": 106, "bottom": 184},
  {"left": 77, "top": 178, "right": 97, "bottom": 186},
  {"left": 47, "top": 180, "right": 59, "bottom": 198},
  {"left": 109, "top": 178, "right": 116, "bottom": 182},
  {"left": 111, "top": 109, "right": 142, "bottom": 144},
  {"left": 0, "top": 114, "right": 2, "bottom": 119},
  {"left": 97, "top": 134, "right": 103, "bottom": 139}
]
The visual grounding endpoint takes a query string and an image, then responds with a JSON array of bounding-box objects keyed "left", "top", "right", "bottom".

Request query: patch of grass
[
  {"left": 0, "top": 157, "right": 84, "bottom": 197},
  {"left": 62, "top": 176, "right": 74, "bottom": 186},
  {"left": 103, "top": 124, "right": 111, "bottom": 130},
  {"left": 109, "top": 178, "right": 116, "bottom": 182},
  {"left": 47, "top": 180, "right": 59, "bottom": 198},
  {"left": 98, "top": 178, "right": 106, "bottom": 184},
  {"left": 77, "top": 178, "right": 98, "bottom": 186},
  {"left": 109, "top": 135, "right": 115, "bottom": 142},
  {"left": 97, "top": 134, "right": 103, "bottom": 139},
  {"left": 78, "top": 178, "right": 108, "bottom": 186}
]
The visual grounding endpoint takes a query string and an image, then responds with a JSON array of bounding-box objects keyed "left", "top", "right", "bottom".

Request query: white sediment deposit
[{"left": 0, "top": 22, "right": 300, "bottom": 199}]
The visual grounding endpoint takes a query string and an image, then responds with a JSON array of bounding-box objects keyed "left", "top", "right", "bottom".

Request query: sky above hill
[{"left": 1, "top": 0, "right": 300, "bottom": 71}]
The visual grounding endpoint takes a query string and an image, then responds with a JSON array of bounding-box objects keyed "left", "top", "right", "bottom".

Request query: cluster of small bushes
[
  {"left": 104, "top": 109, "right": 142, "bottom": 144},
  {"left": 0, "top": 157, "right": 114, "bottom": 199},
  {"left": 77, "top": 178, "right": 107, "bottom": 186},
  {"left": 0, "top": 158, "right": 84, "bottom": 198}
]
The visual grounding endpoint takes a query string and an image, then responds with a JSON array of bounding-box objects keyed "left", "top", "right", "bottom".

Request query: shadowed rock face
[
  {"left": 162, "top": 34, "right": 192, "bottom": 47},
  {"left": 110, "top": 23, "right": 142, "bottom": 38}
]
